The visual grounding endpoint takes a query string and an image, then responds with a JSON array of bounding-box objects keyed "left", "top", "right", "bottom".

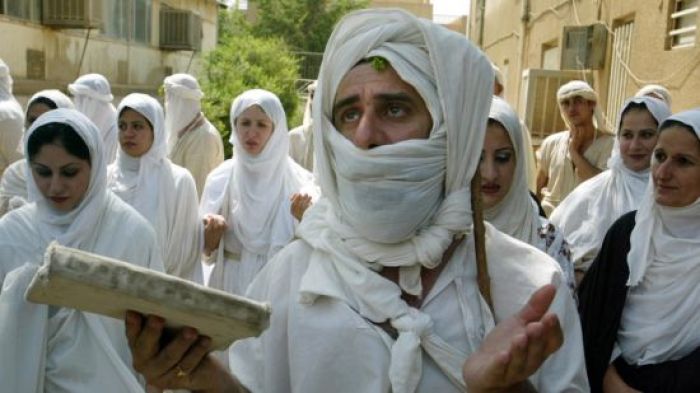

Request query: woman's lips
[
  {"left": 50, "top": 196, "right": 69, "bottom": 204},
  {"left": 481, "top": 184, "right": 500, "bottom": 194}
]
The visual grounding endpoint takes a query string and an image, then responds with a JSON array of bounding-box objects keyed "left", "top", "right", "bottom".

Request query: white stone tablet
[{"left": 25, "top": 243, "right": 271, "bottom": 351}]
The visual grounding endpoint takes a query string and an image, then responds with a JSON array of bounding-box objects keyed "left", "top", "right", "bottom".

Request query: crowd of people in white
[{"left": 0, "top": 8, "right": 698, "bottom": 393}]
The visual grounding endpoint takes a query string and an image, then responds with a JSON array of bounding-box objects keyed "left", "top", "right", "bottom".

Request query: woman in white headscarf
[
  {"left": 199, "top": 88, "right": 317, "bottom": 295},
  {"left": 0, "top": 108, "right": 163, "bottom": 392},
  {"left": 635, "top": 84, "right": 672, "bottom": 107},
  {"left": 551, "top": 96, "right": 671, "bottom": 281},
  {"left": 579, "top": 108, "right": 700, "bottom": 392},
  {"left": 108, "top": 93, "right": 203, "bottom": 282},
  {"left": 0, "top": 58, "right": 24, "bottom": 177},
  {"left": 482, "top": 96, "right": 575, "bottom": 291},
  {"left": 0, "top": 89, "right": 74, "bottom": 216},
  {"left": 68, "top": 73, "right": 119, "bottom": 163}
]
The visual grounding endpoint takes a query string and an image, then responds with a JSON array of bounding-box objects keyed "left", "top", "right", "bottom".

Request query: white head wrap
[
  {"left": 27, "top": 89, "right": 75, "bottom": 113},
  {"left": 550, "top": 96, "right": 670, "bottom": 268},
  {"left": 618, "top": 109, "right": 700, "bottom": 364},
  {"left": 110, "top": 93, "right": 168, "bottom": 225},
  {"left": 635, "top": 84, "right": 672, "bottom": 107},
  {"left": 484, "top": 96, "right": 540, "bottom": 244},
  {"left": 24, "top": 108, "right": 108, "bottom": 248},
  {"left": 164, "top": 74, "right": 203, "bottom": 154},
  {"left": 201, "top": 89, "right": 313, "bottom": 258},
  {"left": 68, "top": 74, "right": 118, "bottom": 162},
  {"left": 295, "top": 9, "right": 493, "bottom": 393},
  {"left": 557, "top": 80, "right": 607, "bottom": 132}
]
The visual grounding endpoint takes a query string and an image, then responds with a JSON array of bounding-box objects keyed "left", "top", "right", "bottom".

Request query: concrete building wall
[
  {"left": 470, "top": 0, "right": 700, "bottom": 118},
  {"left": 369, "top": 0, "right": 433, "bottom": 19},
  {"left": 1, "top": 0, "right": 219, "bottom": 105}
]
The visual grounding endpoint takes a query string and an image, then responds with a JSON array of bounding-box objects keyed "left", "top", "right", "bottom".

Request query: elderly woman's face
[
  {"left": 652, "top": 125, "right": 700, "bottom": 207},
  {"left": 118, "top": 108, "right": 154, "bottom": 158},
  {"left": 235, "top": 105, "right": 274, "bottom": 156},
  {"left": 619, "top": 108, "right": 658, "bottom": 172},
  {"left": 30, "top": 143, "right": 91, "bottom": 212},
  {"left": 480, "top": 122, "right": 516, "bottom": 209},
  {"left": 332, "top": 63, "right": 432, "bottom": 149}
]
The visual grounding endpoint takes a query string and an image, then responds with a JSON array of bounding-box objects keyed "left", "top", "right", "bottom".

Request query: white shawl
[
  {"left": 68, "top": 73, "right": 119, "bottom": 163},
  {"left": 200, "top": 89, "right": 316, "bottom": 287},
  {"left": 0, "top": 58, "right": 24, "bottom": 174},
  {"left": 295, "top": 9, "right": 494, "bottom": 393},
  {"left": 108, "top": 93, "right": 202, "bottom": 280},
  {"left": 484, "top": 96, "right": 540, "bottom": 245},
  {"left": 550, "top": 97, "right": 671, "bottom": 270},
  {"left": 619, "top": 109, "right": 700, "bottom": 365},
  {"left": 0, "top": 108, "right": 163, "bottom": 392}
]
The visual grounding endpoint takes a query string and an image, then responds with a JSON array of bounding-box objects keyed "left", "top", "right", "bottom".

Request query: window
[
  {"left": 101, "top": 0, "right": 151, "bottom": 44},
  {"left": 668, "top": 0, "right": 698, "bottom": 49},
  {"left": 2, "top": 0, "right": 41, "bottom": 22},
  {"left": 541, "top": 41, "right": 560, "bottom": 70}
]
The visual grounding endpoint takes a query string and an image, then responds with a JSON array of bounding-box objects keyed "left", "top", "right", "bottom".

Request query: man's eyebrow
[
  {"left": 333, "top": 92, "right": 416, "bottom": 114},
  {"left": 332, "top": 94, "right": 359, "bottom": 114}
]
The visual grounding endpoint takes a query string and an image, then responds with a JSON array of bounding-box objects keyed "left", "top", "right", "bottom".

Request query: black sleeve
[{"left": 577, "top": 211, "right": 636, "bottom": 393}]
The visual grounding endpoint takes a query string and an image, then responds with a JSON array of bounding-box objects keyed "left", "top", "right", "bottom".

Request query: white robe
[
  {"left": 0, "top": 158, "right": 27, "bottom": 216},
  {"left": 229, "top": 224, "right": 588, "bottom": 393},
  {"left": 0, "top": 192, "right": 163, "bottom": 393},
  {"left": 168, "top": 117, "right": 224, "bottom": 198}
]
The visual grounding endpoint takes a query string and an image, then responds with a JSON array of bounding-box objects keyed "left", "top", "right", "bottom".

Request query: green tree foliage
[
  {"left": 201, "top": 28, "right": 300, "bottom": 157},
  {"left": 252, "top": 0, "right": 368, "bottom": 52}
]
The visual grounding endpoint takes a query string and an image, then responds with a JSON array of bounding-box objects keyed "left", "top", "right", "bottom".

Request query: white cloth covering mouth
[
  {"left": 164, "top": 73, "right": 204, "bottom": 154},
  {"left": 620, "top": 108, "right": 700, "bottom": 365},
  {"left": 296, "top": 8, "right": 494, "bottom": 393},
  {"left": 550, "top": 96, "right": 671, "bottom": 269},
  {"left": 68, "top": 73, "right": 118, "bottom": 163}
]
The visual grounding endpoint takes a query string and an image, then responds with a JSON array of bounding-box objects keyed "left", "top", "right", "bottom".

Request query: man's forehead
[{"left": 334, "top": 63, "right": 419, "bottom": 101}]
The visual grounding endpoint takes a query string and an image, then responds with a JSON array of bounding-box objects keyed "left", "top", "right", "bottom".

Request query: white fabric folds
[
  {"left": 296, "top": 9, "right": 494, "bottom": 393},
  {"left": 108, "top": 93, "right": 202, "bottom": 281},
  {"left": 619, "top": 109, "right": 700, "bottom": 365},
  {"left": 0, "top": 108, "right": 163, "bottom": 392},
  {"left": 200, "top": 89, "right": 316, "bottom": 293},
  {"left": 68, "top": 73, "right": 119, "bottom": 163},
  {"left": 0, "top": 58, "right": 24, "bottom": 175},
  {"left": 164, "top": 73, "right": 204, "bottom": 154},
  {"left": 550, "top": 96, "right": 671, "bottom": 269}
]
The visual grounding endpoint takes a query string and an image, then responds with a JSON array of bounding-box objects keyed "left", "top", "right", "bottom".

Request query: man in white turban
[
  {"left": 0, "top": 58, "right": 24, "bottom": 177},
  {"left": 124, "top": 9, "right": 588, "bottom": 393},
  {"left": 536, "top": 80, "right": 614, "bottom": 215},
  {"left": 288, "top": 80, "right": 317, "bottom": 170},
  {"left": 164, "top": 73, "right": 224, "bottom": 197}
]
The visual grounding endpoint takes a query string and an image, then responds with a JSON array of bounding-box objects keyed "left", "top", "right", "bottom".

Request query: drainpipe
[{"left": 516, "top": 0, "right": 530, "bottom": 112}]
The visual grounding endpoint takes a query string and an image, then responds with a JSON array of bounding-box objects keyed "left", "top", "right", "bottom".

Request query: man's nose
[{"left": 353, "top": 113, "right": 380, "bottom": 149}]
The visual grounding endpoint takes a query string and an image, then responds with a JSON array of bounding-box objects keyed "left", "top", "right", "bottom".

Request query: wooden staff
[{"left": 470, "top": 171, "right": 494, "bottom": 314}]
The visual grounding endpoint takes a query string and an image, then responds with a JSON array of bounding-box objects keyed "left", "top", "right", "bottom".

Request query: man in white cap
[
  {"left": 124, "top": 9, "right": 588, "bottom": 393},
  {"left": 536, "top": 80, "right": 614, "bottom": 215},
  {"left": 0, "top": 59, "right": 24, "bottom": 177},
  {"left": 164, "top": 73, "right": 224, "bottom": 197}
]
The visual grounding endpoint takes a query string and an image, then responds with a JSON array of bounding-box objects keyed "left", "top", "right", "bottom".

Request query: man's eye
[
  {"left": 386, "top": 104, "right": 407, "bottom": 118},
  {"left": 341, "top": 109, "right": 360, "bottom": 123}
]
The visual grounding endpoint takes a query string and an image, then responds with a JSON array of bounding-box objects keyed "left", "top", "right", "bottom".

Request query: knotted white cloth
[{"left": 296, "top": 9, "right": 494, "bottom": 393}]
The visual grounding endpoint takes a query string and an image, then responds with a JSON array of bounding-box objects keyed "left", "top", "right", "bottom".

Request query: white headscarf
[
  {"left": 68, "top": 73, "right": 118, "bottom": 162},
  {"left": 164, "top": 73, "right": 203, "bottom": 154},
  {"left": 27, "top": 89, "right": 75, "bottom": 113},
  {"left": 619, "top": 109, "right": 700, "bottom": 365},
  {"left": 550, "top": 96, "right": 670, "bottom": 267},
  {"left": 635, "top": 84, "right": 672, "bottom": 107},
  {"left": 24, "top": 108, "right": 108, "bottom": 248},
  {"left": 557, "top": 80, "right": 607, "bottom": 132},
  {"left": 0, "top": 58, "right": 15, "bottom": 100},
  {"left": 296, "top": 9, "right": 494, "bottom": 393},
  {"left": 484, "top": 96, "right": 540, "bottom": 244},
  {"left": 110, "top": 93, "right": 169, "bottom": 225},
  {"left": 201, "top": 89, "right": 311, "bottom": 257}
]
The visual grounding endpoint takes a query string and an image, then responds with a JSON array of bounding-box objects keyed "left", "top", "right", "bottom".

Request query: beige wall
[
  {"left": 369, "top": 0, "right": 433, "bottom": 19},
  {"left": 1, "top": 0, "right": 219, "bottom": 104},
  {"left": 471, "top": 0, "right": 700, "bottom": 116}
]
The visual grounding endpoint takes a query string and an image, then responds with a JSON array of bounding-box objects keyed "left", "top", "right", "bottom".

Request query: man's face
[
  {"left": 559, "top": 95, "right": 595, "bottom": 128},
  {"left": 332, "top": 63, "right": 432, "bottom": 149}
]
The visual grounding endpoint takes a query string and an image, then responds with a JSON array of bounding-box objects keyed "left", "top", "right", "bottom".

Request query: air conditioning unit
[
  {"left": 160, "top": 8, "right": 202, "bottom": 51},
  {"left": 520, "top": 69, "right": 593, "bottom": 145},
  {"left": 560, "top": 23, "right": 607, "bottom": 70},
  {"left": 42, "top": 0, "right": 101, "bottom": 29}
]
